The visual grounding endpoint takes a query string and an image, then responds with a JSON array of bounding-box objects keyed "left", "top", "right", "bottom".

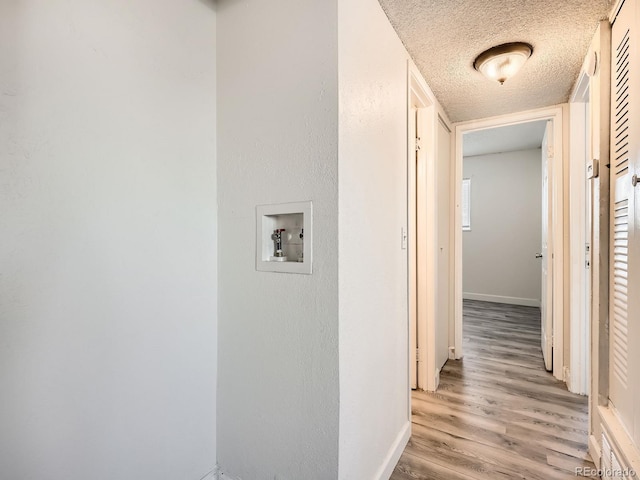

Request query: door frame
[
  {"left": 452, "top": 105, "right": 566, "bottom": 381},
  {"left": 568, "top": 71, "right": 592, "bottom": 395},
  {"left": 580, "top": 19, "right": 611, "bottom": 466},
  {"left": 407, "top": 62, "right": 439, "bottom": 392}
]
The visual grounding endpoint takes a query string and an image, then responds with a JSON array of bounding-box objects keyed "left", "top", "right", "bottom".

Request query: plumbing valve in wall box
[
  {"left": 270, "top": 228, "right": 287, "bottom": 261},
  {"left": 256, "top": 201, "right": 312, "bottom": 274}
]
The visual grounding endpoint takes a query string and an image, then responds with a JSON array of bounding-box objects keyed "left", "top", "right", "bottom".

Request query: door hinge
[
  {"left": 588, "top": 159, "right": 599, "bottom": 179},
  {"left": 415, "top": 136, "right": 422, "bottom": 152},
  {"left": 585, "top": 243, "right": 590, "bottom": 269},
  {"left": 547, "top": 146, "right": 554, "bottom": 158},
  {"left": 416, "top": 348, "right": 423, "bottom": 362}
]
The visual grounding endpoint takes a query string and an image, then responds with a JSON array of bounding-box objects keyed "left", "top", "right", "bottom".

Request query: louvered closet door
[{"left": 610, "top": 0, "right": 639, "bottom": 445}]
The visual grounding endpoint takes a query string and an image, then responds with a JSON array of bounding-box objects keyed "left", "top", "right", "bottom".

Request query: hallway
[{"left": 391, "top": 300, "right": 597, "bottom": 479}]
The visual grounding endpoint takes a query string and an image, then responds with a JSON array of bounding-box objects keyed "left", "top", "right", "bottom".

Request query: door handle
[{"left": 535, "top": 253, "right": 543, "bottom": 259}]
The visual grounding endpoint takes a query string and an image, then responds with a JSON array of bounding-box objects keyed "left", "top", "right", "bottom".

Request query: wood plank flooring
[{"left": 390, "top": 300, "right": 596, "bottom": 480}]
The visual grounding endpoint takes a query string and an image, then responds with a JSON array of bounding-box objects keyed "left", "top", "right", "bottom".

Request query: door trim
[
  {"left": 408, "top": 67, "right": 431, "bottom": 394},
  {"left": 452, "top": 104, "right": 566, "bottom": 381},
  {"left": 407, "top": 61, "right": 444, "bottom": 393},
  {"left": 568, "top": 70, "right": 591, "bottom": 395}
]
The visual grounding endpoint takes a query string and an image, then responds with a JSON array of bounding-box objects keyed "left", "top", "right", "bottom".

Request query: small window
[{"left": 462, "top": 178, "right": 471, "bottom": 231}]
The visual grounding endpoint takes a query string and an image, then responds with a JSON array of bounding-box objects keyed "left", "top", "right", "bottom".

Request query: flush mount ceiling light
[{"left": 473, "top": 42, "right": 533, "bottom": 85}]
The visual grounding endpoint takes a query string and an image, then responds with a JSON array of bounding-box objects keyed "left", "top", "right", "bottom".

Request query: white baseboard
[
  {"left": 218, "top": 473, "right": 240, "bottom": 480},
  {"left": 218, "top": 469, "right": 241, "bottom": 480},
  {"left": 599, "top": 406, "right": 640, "bottom": 477},
  {"left": 217, "top": 423, "right": 411, "bottom": 480},
  {"left": 463, "top": 292, "right": 541, "bottom": 308},
  {"left": 373, "top": 421, "right": 411, "bottom": 480},
  {"left": 563, "top": 366, "right": 571, "bottom": 387},
  {"left": 589, "top": 434, "right": 601, "bottom": 469},
  {"left": 197, "top": 466, "right": 218, "bottom": 480}
]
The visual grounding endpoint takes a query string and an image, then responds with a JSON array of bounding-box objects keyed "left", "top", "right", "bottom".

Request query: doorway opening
[
  {"left": 460, "top": 120, "right": 550, "bottom": 369},
  {"left": 453, "top": 106, "right": 566, "bottom": 381},
  {"left": 398, "top": 107, "right": 597, "bottom": 476}
]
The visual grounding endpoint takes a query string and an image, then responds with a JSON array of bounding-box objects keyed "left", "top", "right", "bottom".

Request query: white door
[
  {"left": 409, "top": 107, "right": 418, "bottom": 390},
  {"left": 540, "top": 121, "right": 553, "bottom": 371},
  {"left": 435, "top": 118, "right": 451, "bottom": 372},
  {"left": 584, "top": 101, "right": 592, "bottom": 389},
  {"left": 610, "top": 0, "right": 639, "bottom": 444}
]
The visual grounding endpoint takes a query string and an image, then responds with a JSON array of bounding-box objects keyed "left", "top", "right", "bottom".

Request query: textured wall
[
  {"left": 216, "top": 0, "right": 340, "bottom": 479},
  {"left": 338, "top": 0, "right": 412, "bottom": 477},
  {"left": 463, "top": 149, "right": 543, "bottom": 306},
  {"left": 0, "top": 1, "right": 218, "bottom": 479}
]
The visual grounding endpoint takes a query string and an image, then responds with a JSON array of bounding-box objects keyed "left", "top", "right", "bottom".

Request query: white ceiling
[
  {"left": 378, "top": 0, "right": 612, "bottom": 122},
  {"left": 463, "top": 120, "right": 547, "bottom": 157}
]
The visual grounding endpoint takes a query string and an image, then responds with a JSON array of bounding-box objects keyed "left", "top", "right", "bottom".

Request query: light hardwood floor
[{"left": 390, "top": 300, "right": 597, "bottom": 480}]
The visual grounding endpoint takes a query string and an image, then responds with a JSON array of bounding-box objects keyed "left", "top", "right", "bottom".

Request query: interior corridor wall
[
  {"left": 216, "top": 1, "right": 340, "bottom": 479},
  {"left": 339, "top": 0, "right": 424, "bottom": 476},
  {"left": 463, "top": 148, "right": 543, "bottom": 306},
  {"left": 0, "top": 1, "right": 218, "bottom": 479}
]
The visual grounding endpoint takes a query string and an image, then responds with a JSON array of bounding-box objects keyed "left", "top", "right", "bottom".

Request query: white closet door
[
  {"left": 541, "top": 122, "right": 553, "bottom": 372},
  {"left": 610, "top": 0, "right": 639, "bottom": 444}
]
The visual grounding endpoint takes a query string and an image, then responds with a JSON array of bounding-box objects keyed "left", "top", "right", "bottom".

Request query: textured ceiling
[
  {"left": 463, "top": 120, "right": 546, "bottom": 157},
  {"left": 378, "top": 0, "right": 612, "bottom": 122}
]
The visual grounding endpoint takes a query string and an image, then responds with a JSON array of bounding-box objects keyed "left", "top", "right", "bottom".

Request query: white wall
[
  {"left": 0, "top": 1, "right": 218, "bottom": 479},
  {"left": 216, "top": 1, "right": 340, "bottom": 479},
  {"left": 463, "top": 149, "right": 542, "bottom": 306},
  {"left": 338, "top": 0, "right": 416, "bottom": 476}
]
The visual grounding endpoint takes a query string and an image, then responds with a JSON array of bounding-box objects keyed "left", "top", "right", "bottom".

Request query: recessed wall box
[{"left": 256, "top": 201, "right": 312, "bottom": 274}]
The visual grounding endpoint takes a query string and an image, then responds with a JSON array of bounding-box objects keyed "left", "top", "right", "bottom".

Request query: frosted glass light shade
[{"left": 474, "top": 43, "right": 532, "bottom": 85}]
